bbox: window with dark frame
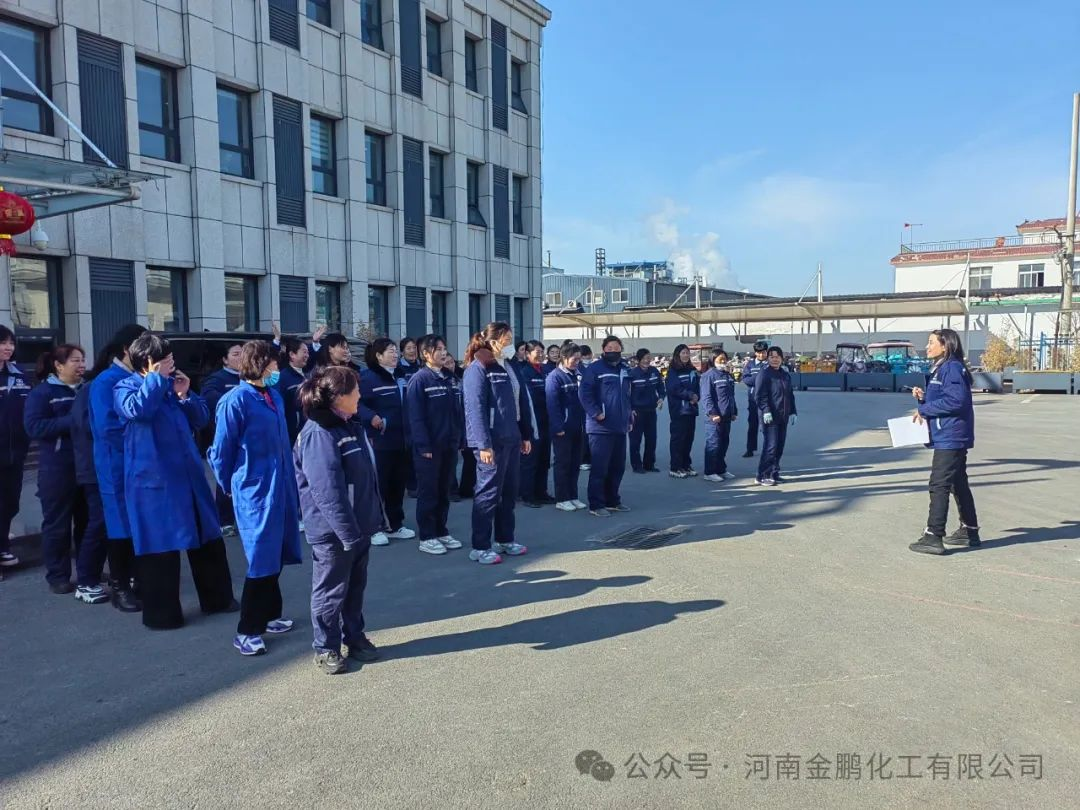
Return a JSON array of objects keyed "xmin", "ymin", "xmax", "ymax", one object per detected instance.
[
  {"xmin": 146, "ymin": 267, "xmax": 189, "ymax": 332},
  {"xmin": 315, "ymin": 281, "xmax": 342, "ymax": 330},
  {"xmin": 0, "ymin": 18, "xmax": 52, "ymax": 135},
  {"xmin": 511, "ymin": 59, "xmax": 527, "ymax": 113},
  {"xmin": 365, "ymin": 130, "xmax": 387, "ymax": 206},
  {"xmin": 79, "ymin": 33, "xmax": 128, "ymax": 168},
  {"xmin": 968, "ymin": 266, "xmax": 992, "ymax": 292},
  {"xmin": 431, "ymin": 291, "xmax": 447, "ymax": 338},
  {"xmin": 467, "ymin": 161, "xmax": 485, "ymax": 227},
  {"xmin": 1018, "ymin": 263, "xmax": 1045, "ymax": 288},
  {"xmin": 426, "ymin": 16, "xmax": 443, "ymax": 76},
  {"xmin": 218, "ymin": 86, "xmax": 254, "ymax": 178},
  {"xmin": 225, "ymin": 274, "xmax": 259, "ymax": 332},
  {"xmin": 512, "ymin": 175, "xmax": 525, "ymax": 234},
  {"xmin": 368, "ymin": 285, "xmax": 390, "ymax": 337},
  {"xmin": 136, "ymin": 60, "xmax": 180, "ymax": 162},
  {"xmin": 468, "ymin": 293, "xmax": 484, "ymax": 336},
  {"xmin": 464, "ymin": 35, "xmax": 479, "ymax": 92},
  {"xmin": 310, "ymin": 115, "xmax": 337, "ymax": 196},
  {"xmin": 361, "ymin": 0, "xmax": 384, "ymax": 49},
  {"xmin": 307, "ymin": 0, "xmax": 331, "ymax": 26},
  {"xmin": 268, "ymin": 0, "xmax": 300, "ymax": 49},
  {"xmin": 513, "ymin": 297, "xmax": 526, "ymax": 336},
  {"xmin": 9, "ymin": 257, "xmax": 63, "ymax": 338},
  {"xmin": 429, "ymin": 151, "xmax": 446, "ymax": 219}
]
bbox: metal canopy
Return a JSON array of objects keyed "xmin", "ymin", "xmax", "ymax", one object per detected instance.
[{"xmin": 0, "ymin": 150, "xmax": 155, "ymax": 218}]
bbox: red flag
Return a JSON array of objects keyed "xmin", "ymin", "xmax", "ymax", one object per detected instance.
[{"xmin": 903, "ymin": 223, "xmax": 911, "ymax": 228}]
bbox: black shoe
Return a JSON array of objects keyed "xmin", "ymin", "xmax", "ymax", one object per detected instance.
[
  {"xmin": 537, "ymin": 494, "xmax": 557, "ymax": 505},
  {"xmin": 522, "ymin": 500, "xmax": 543, "ymax": 508},
  {"xmin": 644, "ymin": 467, "xmax": 662, "ymax": 473},
  {"xmin": 111, "ymin": 587, "xmax": 142, "ymax": 613},
  {"xmin": 345, "ymin": 636, "xmax": 380, "ymax": 663},
  {"xmin": 944, "ymin": 526, "xmax": 981, "ymax": 547},
  {"xmin": 742, "ymin": 451, "xmax": 754, "ymax": 458},
  {"xmin": 315, "ymin": 651, "xmax": 348, "ymax": 675},
  {"xmin": 773, "ymin": 475, "xmax": 786, "ymax": 484},
  {"xmin": 909, "ymin": 533, "xmax": 947, "ymax": 555},
  {"xmin": 49, "ymin": 581, "xmax": 75, "ymax": 595},
  {"xmin": 203, "ymin": 598, "xmax": 241, "ymax": 616}
]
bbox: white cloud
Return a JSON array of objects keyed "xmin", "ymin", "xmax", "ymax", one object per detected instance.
[{"xmin": 642, "ymin": 200, "xmax": 738, "ymax": 288}]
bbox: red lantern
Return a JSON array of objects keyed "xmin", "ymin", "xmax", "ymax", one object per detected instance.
[
  {"xmin": 0, "ymin": 190, "xmax": 34, "ymax": 235},
  {"xmin": 0, "ymin": 235, "xmax": 16, "ymax": 256}
]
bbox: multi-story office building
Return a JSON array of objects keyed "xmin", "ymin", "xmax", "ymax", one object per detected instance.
[{"xmin": 0, "ymin": 0, "xmax": 551, "ymax": 356}]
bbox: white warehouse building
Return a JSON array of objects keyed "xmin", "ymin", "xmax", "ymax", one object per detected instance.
[{"xmin": 0, "ymin": 0, "xmax": 550, "ymax": 357}]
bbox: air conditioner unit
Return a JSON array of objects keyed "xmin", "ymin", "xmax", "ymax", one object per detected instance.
[{"xmin": 567, "ymin": 299, "xmax": 578, "ymax": 309}]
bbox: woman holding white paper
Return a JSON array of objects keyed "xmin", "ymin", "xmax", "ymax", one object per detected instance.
[{"xmin": 909, "ymin": 329, "xmax": 979, "ymax": 555}]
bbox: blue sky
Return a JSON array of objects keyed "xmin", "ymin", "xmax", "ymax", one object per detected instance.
[{"xmin": 539, "ymin": 0, "xmax": 1080, "ymax": 295}]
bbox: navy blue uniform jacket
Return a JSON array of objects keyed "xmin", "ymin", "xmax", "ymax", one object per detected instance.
[
  {"xmin": 358, "ymin": 366, "xmax": 407, "ymax": 451},
  {"xmin": 579, "ymin": 358, "xmax": 632, "ymax": 435},
  {"xmin": 628, "ymin": 365, "xmax": 666, "ymax": 409},
  {"xmin": 545, "ymin": 366, "xmax": 584, "ymax": 436},
  {"xmin": 463, "ymin": 350, "xmax": 531, "ymax": 449},
  {"xmin": 406, "ymin": 365, "xmax": 463, "ymax": 455},
  {"xmin": 700, "ymin": 368, "xmax": 739, "ymax": 421},
  {"xmin": 0, "ymin": 361, "xmax": 31, "ymax": 465},
  {"xmin": 24, "ymin": 377, "xmax": 78, "ymax": 486},
  {"xmin": 754, "ymin": 366, "xmax": 797, "ymax": 421},
  {"xmin": 666, "ymin": 367, "xmax": 700, "ymax": 417},
  {"xmin": 918, "ymin": 358, "xmax": 975, "ymax": 450}
]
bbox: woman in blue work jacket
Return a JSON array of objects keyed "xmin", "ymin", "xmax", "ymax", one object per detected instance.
[
  {"xmin": 294, "ymin": 365, "xmax": 386, "ymax": 675},
  {"xmin": 666, "ymin": 344, "xmax": 700, "ymax": 479},
  {"xmin": 754, "ymin": 346, "xmax": 797, "ymax": 487},
  {"xmin": 273, "ymin": 330, "xmax": 324, "ymax": 446},
  {"xmin": 463, "ymin": 322, "xmax": 532, "ymax": 565},
  {"xmin": 88, "ymin": 323, "xmax": 146, "ymax": 612},
  {"xmin": 628, "ymin": 348, "xmax": 666, "ymax": 474},
  {"xmin": 545, "ymin": 342, "xmax": 586, "ymax": 512},
  {"xmin": 115, "ymin": 333, "xmax": 235, "ymax": 630},
  {"xmin": 210, "ymin": 340, "xmax": 303, "ymax": 656},
  {"xmin": 909, "ymin": 328, "xmax": 980, "ymax": 556},
  {"xmin": 517, "ymin": 340, "xmax": 554, "ymax": 507},
  {"xmin": 0, "ymin": 324, "xmax": 31, "ymax": 575},
  {"xmin": 699, "ymin": 350, "xmax": 739, "ymax": 483},
  {"xmin": 24, "ymin": 344, "xmax": 107, "ymax": 599},
  {"xmin": 406, "ymin": 334, "xmax": 463, "ymax": 556},
  {"xmin": 359, "ymin": 338, "xmax": 415, "ymax": 548},
  {"xmin": 578, "ymin": 336, "xmax": 633, "ymax": 517}
]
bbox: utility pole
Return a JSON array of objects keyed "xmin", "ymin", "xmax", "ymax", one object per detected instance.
[
  {"xmin": 1060, "ymin": 92, "xmax": 1079, "ymax": 365},
  {"xmin": 815, "ymin": 262, "xmax": 823, "ymax": 359}
]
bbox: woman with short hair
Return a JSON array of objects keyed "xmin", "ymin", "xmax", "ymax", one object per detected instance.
[
  {"xmin": 578, "ymin": 336, "xmax": 633, "ymax": 517},
  {"xmin": 628, "ymin": 348, "xmax": 666, "ymax": 474},
  {"xmin": 666, "ymin": 344, "xmax": 700, "ymax": 479},
  {"xmin": 545, "ymin": 342, "xmax": 587, "ymax": 511},
  {"xmin": 0, "ymin": 324, "xmax": 31, "ymax": 576},
  {"xmin": 699, "ymin": 350, "xmax": 738, "ymax": 483},
  {"xmin": 754, "ymin": 346, "xmax": 797, "ymax": 487},
  {"xmin": 209, "ymin": 340, "xmax": 303, "ymax": 655}
]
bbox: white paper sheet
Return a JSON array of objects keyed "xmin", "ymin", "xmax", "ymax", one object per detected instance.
[{"xmin": 887, "ymin": 416, "xmax": 929, "ymax": 448}]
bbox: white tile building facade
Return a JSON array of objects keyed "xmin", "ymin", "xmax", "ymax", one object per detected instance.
[{"xmin": 0, "ymin": 0, "xmax": 550, "ymax": 355}]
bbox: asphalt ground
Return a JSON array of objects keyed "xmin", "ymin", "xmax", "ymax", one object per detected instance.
[{"xmin": 1, "ymin": 391, "xmax": 1078, "ymax": 809}]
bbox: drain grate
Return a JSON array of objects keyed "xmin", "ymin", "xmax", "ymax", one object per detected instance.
[{"xmin": 586, "ymin": 524, "xmax": 689, "ymax": 550}]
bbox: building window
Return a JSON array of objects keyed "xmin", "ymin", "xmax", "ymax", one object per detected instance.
[
  {"xmin": 468, "ymin": 293, "xmax": 484, "ymax": 336},
  {"xmin": 361, "ymin": 0, "xmax": 383, "ymax": 49},
  {"xmin": 584, "ymin": 289, "xmax": 604, "ymax": 307},
  {"xmin": 272, "ymin": 95, "xmax": 305, "ymax": 227},
  {"xmin": 310, "ymin": 115, "xmax": 337, "ymax": 196},
  {"xmin": 1018, "ymin": 263, "xmax": 1045, "ymax": 288},
  {"xmin": 494, "ymin": 294, "xmax": 510, "ymax": 324},
  {"xmin": 968, "ymin": 266, "xmax": 992, "ymax": 292},
  {"xmin": 365, "ymin": 131, "xmax": 387, "ymax": 206},
  {"xmin": 315, "ymin": 281, "xmax": 341, "ymax": 331},
  {"xmin": 512, "ymin": 175, "xmax": 525, "ymax": 234},
  {"xmin": 146, "ymin": 267, "xmax": 189, "ymax": 332},
  {"xmin": 402, "ymin": 137, "xmax": 425, "ymax": 246},
  {"xmin": 511, "ymin": 59, "xmax": 527, "ymax": 114},
  {"xmin": 368, "ymin": 285, "xmax": 390, "ymax": 337},
  {"xmin": 431, "ymin": 290, "xmax": 447, "ymax": 337},
  {"xmin": 467, "ymin": 161, "xmax": 485, "ymax": 227},
  {"xmin": 78, "ymin": 32, "xmax": 127, "ymax": 168},
  {"xmin": 218, "ymin": 86, "xmax": 254, "ymax": 178},
  {"xmin": 268, "ymin": 0, "xmax": 300, "ymax": 49},
  {"xmin": 426, "ymin": 17, "xmax": 443, "ymax": 76},
  {"xmin": 405, "ymin": 285, "xmax": 426, "ymax": 337},
  {"xmin": 611, "ymin": 288, "xmax": 629, "ymax": 304},
  {"xmin": 544, "ymin": 291, "xmax": 562, "ymax": 308},
  {"xmin": 464, "ymin": 36, "xmax": 479, "ymax": 92},
  {"xmin": 0, "ymin": 19, "xmax": 51, "ymax": 134},
  {"xmin": 1073, "ymin": 261, "xmax": 1080, "ymax": 288},
  {"xmin": 225, "ymin": 274, "xmax": 259, "ymax": 331},
  {"xmin": 307, "ymin": 0, "xmax": 331, "ymax": 25},
  {"xmin": 429, "ymin": 151, "xmax": 446, "ymax": 219},
  {"xmin": 513, "ymin": 297, "xmax": 526, "ymax": 335},
  {"xmin": 136, "ymin": 61, "xmax": 180, "ymax": 162},
  {"xmin": 88, "ymin": 259, "xmax": 136, "ymax": 352},
  {"xmin": 9, "ymin": 257, "xmax": 62, "ymax": 335},
  {"xmin": 279, "ymin": 276, "xmax": 309, "ymax": 333}
]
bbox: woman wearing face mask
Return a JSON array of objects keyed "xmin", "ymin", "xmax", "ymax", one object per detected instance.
[
  {"xmin": 754, "ymin": 346, "xmax": 797, "ymax": 487},
  {"xmin": 517, "ymin": 340, "xmax": 553, "ymax": 508},
  {"xmin": 578, "ymin": 336, "xmax": 633, "ymax": 517},
  {"xmin": 24, "ymin": 344, "xmax": 109, "ymax": 600},
  {"xmin": 628, "ymin": 348, "xmax": 666, "ymax": 474},
  {"xmin": 666, "ymin": 344, "xmax": 700, "ymax": 479},
  {"xmin": 462, "ymin": 322, "xmax": 532, "ymax": 565},
  {"xmin": 909, "ymin": 328, "xmax": 979, "ymax": 556},
  {"xmin": 314, "ymin": 333, "xmax": 362, "ymax": 373},
  {"xmin": 0, "ymin": 324, "xmax": 31, "ymax": 576},
  {"xmin": 406, "ymin": 334, "xmax": 463, "ymax": 555},
  {"xmin": 545, "ymin": 342, "xmax": 587, "ymax": 512},
  {"xmin": 700, "ymin": 350, "xmax": 738, "ymax": 483},
  {"xmin": 358, "ymin": 338, "xmax": 412, "ymax": 548},
  {"xmin": 209, "ymin": 341, "xmax": 303, "ymax": 656},
  {"xmin": 115, "ymin": 334, "xmax": 236, "ymax": 629}
]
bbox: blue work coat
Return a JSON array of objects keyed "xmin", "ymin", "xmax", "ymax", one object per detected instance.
[
  {"xmin": 666, "ymin": 367, "xmax": 700, "ymax": 417},
  {"xmin": 463, "ymin": 350, "xmax": 532, "ymax": 449},
  {"xmin": 23, "ymin": 376, "xmax": 78, "ymax": 491},
  {"xmin": 359, "ymin": 365, "xmax": 408, "ymax": 451},
  {"xmin": 90, "ymin": 361, "xmax": 137, "ymax": 539},
  {"xmin": 628, "ymin": 365, "xmax": 666, "ymax": 409},
  {"xmin": 274, "ymin": 364, "xmax": 308, "ymax": 446},
  {"xmin": 406, "ymin": 365, "xmax": 463, "ymax": 455},
  {"xmin": 545, "ymin": 366, "xmax": 584, "ymax": 436},
  {"xmin": 579, "ymin": 359, "xmax": 632, "ymax": 436},
  {"xmin": 700, "ymin": 368, "xmax": 739, "ymax": 421},
  {"xmin": 918, "ymin": 358, "xmax": 975, "ymax": 450},
  {"xmin": 754, "ymin": 366, "xmax": 797, "ymax": 421},
  {"xmin": 0, "ymin": 360, "xmax": 30, "ymax": 465},
  {"xmin": 209, "ymin": 383, "xmax": 303, "ymax": 578}
]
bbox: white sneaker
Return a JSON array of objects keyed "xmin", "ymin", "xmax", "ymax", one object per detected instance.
[
  {"xmin": 703, "ymin": 474, "xmax": 723, "ymax": 483},
  {"xmin": 418, "ymin": 538, "xmax": 448, "ymax": 555},
  {"xmin": 370, "ymin": 532, "xmax": 390, "ymax": 546},
  {"xmin": 387, "ymin": 527, "xmax": 416, "ymax": 540},
  {"xmin": 555, "ymin": 501, "xmax": 577, "ymax": 512},
  {"xmin": 438, "ymin": 535, "xmax": 463, "ymax": 549},
  {"xmin": 493, "ymin": 541, "xmax": 528, "ymax": 556},
  {"xmin": 684, "ymin": 468, "xmax": 699, "ymax": 477},
  {"xmin": 469, "ymin": 548, "xmax": 502, "ymax": 565},
  {"xmin": 579, "ymin": 464, "xmax": 591, "ymax": 471},
  {"xmin": 571, "ymin": 500, "xmax": 587, "ymax": 510},
  {"xmin": 722, "ymin": 472, "xmax": 736, "ymax": 480},
  {"xmin": 669, "ymin": 470, "xmax": 687, "ymax": 479}
]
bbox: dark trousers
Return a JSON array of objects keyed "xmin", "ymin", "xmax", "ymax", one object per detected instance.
[
  {"xmin": 107, "ymin": 537, "xmax": 137, "ymax": 591},
  {"xmin": 746, "ymin": 400, "xmax": 759, "ymax": 453},
  {"xmin": 926, "ymin": 448, "xmax": 979, "ymax": 537},
  {"xmin": 582, "ymin": 437, "xmax": 591, "ymax": 465},
  {"xmin": 405, "ymin": 453, "xmax": 417, "ymax": 494},
  {"xmin": 704, "ymin": 419, "xmax": 732, "ymax": 476},
  {"xmin": 238, "ymin": 572, "xmax": 282, "ymax": 635},
  {"xmin": 137, "ymin": 538, "xmax": 234, "ymax": 630},
  {"xmin": 519, "ymin": 433, "xmax": 552, "ymax": 501},
  {"xmin": 375, "ymin": 448, "xmax": 409, "ymax": 531},
  {"xmin": 310, "ymin": 536, "xmax": 369, "ymax": 653},
  {"xmin": 414, "ymin": 449, "xmax": 454, "ymax": 541},
  {"xmin": 215, "ymin": 483, "xmax": 235, "ymax": 528},
  {"xmin": 39, "ymin": 478, "xmax": 96, "ymax": 586},
  {"xmin": 629, "ymin": 408, "xmax": 658, "ymax": 471},
  {"xmin": 458, "ymin": 448, "xmax": 476, "ymax": 497},
  {"xmin": 552, "ymin": 431, "xmax": 583, "ymax": 502},
  {"xmin": 669, "ymin": 414, "xmax": 696, "ymax": 472},
  {"xmin": 587, "ymin": 433, "xmax": 627, "ymax": 511},
  {"xmin": 471, "ymin": 443, "xmax": 519, "ymax": 550},
  {"xmin": 0, "ymin": 461, "xmax": 25, "ymax": 553},
  {"xmin": 757, "ymin": 422, "xmax": 788, "ymax": 482},
  {"xmin": 75, "ymin": 484, "xmax": 109, "ymax": 587}
]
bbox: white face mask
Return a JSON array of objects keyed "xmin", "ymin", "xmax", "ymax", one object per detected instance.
[{"xmin": 500, "ymin": 345, "xmax": 515, "ymax": 360}]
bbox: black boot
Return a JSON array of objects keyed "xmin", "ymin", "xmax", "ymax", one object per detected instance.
[
  {"xmin": 110, "ymin": 580, "xmax": 143, "ymax": 613},
  {"xmin": 944, "ymin": 526, "xmax": 981, "ymax": 547},
  {"xmin": 909, "ymin": 532, "xmax": 947, "ymax": 555}
]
